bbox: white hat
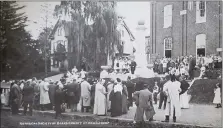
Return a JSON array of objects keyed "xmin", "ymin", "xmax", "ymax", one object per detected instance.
[{"xmin": 2, "ymin": 80, "xmax": 5, "ymax": 83}]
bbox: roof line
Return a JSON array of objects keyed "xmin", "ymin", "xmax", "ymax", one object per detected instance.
[
  {"xmin": 122, "ymin": 19, "xmax": 135, "ymax": 41},
  {"xmin": 49, "ymin": 19, "xmax": 60, "ymax": 39}
]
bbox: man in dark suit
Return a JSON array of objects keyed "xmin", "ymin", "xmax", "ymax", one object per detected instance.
[
  {"xmin": 22, "ymin": 80, "xmax": 34, "ymax": 116},
  {"xmin": 125, "ymin": 76, "xmax": 135, "ymax": 109},
  {"xmin": 64, "ymin": 79, "xmax": 80, "ymax": 112},
  {"xmin": 48, "ymin": 81, "xmax": 57, "ymax": 110},
  {"xmin": 130, "ymin": 60, "xmax": 137, "ymax": 74},
  {"xmin": 158, "ymin": 76, "xmax": 169, "ymax": 110},
  {"xmin": 189, "ymin": 56, "xmax": 196, "ymax": 80}
]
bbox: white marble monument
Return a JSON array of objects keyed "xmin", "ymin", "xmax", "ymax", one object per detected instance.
[{"xmin": 134, "ymin": 20, "xmax": 155, "ymax": 78}]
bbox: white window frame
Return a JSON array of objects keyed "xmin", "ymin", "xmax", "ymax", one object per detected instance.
[
  {"xmin": 163, "ymin": 5, "xmax": 173, "ymax": 28},
  {"xmin": 196, "ymin": 1, "xmax": 206, "ymax": 23},
  {"xmin": 196, "ymin": 34, "xmax": 206, "ymax": 58},
  {"xmin": 163, "ymin": 37, "xmax": 173, "ymax": 57}
]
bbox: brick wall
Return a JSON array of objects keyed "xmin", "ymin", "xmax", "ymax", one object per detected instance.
[{"xmin": 150, "ymin": 1, "xmax": 222, "ymax": 58}]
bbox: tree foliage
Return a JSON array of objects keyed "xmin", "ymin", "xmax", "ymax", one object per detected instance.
[
  {"xmin": 53, "ymin": 1, "xmax": 121, "ymax": 70},
  {"xmin": 0, "ymin": 1, "xmax": 45, "ymax": 80}
]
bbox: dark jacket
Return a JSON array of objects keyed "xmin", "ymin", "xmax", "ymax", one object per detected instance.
[
  {"xmin": 65, "ymin": 82, "xmax": 80, "ymax": 104},
  {"xmin": 22, "ymin": 84, "xmax": 34, "ymax": 102},
  {"xmin": 179, "ymin": 80, "xmax": 190, "ymax": 95},
  {"xmin": 48, "ymin": 83, "xmax": 57, "ymax": 105}
]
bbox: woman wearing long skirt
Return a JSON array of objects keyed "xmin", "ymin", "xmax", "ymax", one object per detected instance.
[
  {"xmin": 109, "ymin": 78, "xmax": 123, "ymax": 117},
  {"xmin": 213, "ymin": 83, "xmax": 221, "ymax": 108},
  {"xmin": 122, "ymin": 84, "xmax": 128, "ymax": 114}
]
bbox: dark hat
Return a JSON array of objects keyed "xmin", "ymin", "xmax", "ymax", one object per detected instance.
[{"xmin": 116, "ymin": 78, "xmax": 121, "ymax": 82}]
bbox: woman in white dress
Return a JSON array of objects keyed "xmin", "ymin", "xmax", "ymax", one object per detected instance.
[{"xmin": 213, "ymin": 83, "xmax": 221, "ymax": 108}]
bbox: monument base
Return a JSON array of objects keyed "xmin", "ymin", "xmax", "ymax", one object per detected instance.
[{"xmin": 135, "ymin": 66, "xmax": 155, "ymax": 78}]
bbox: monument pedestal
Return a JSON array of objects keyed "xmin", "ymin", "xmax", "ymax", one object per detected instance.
[{"xmin": 134, "ymin": 20, "xmax": 155, "ymax": 78}]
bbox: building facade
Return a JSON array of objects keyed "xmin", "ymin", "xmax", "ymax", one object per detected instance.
[
  {"xmin": 150, "ymin": 1, "xmax": 222, "ymax": 59},
  {"xmin": 117, "ymin": 17, "xmax": 135, "ymax": 57}
]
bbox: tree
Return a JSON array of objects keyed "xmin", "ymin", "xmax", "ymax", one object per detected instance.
[
  {"xmin": 0, "ymin": 1, "xmax": 44, "ymax": 80},
  {"xmin": 53, "ymin": 1, "xmax": 122, "ymax": 70}
]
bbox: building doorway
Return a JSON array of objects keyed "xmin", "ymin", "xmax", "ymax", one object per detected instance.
[
  {"xmin": 197, "ymin": 48, "xmax": 205, "ymax": 57},
  {"xmin": 196, "ymin": 34, "xmax": 206, "ymax": 58},
  {"xmin": 165, "ymin": 50, "xmax": 171, "ymax": 58},
  {"xmin": 164, "ymin": 37, "xmax": 172, "ymax": 58}
]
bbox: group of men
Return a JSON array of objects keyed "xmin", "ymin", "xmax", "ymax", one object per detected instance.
[{"xmin": 114, "ymin": 57, "xmax": 137, "ymax": 74}]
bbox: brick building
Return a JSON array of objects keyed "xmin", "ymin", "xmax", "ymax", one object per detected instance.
[{"xmin": 150, "ymin": 1, "xmax": 222, "ymax": 59}]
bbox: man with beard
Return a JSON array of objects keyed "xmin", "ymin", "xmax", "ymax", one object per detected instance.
[{"xmin": 22, "ymin": 79, "xmax": 34, "ymax": 116}]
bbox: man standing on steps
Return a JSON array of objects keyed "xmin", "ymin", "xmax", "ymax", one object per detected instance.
[{"xmin": 130, "ymin": 59, "xmax": 137, "ymax": 74}]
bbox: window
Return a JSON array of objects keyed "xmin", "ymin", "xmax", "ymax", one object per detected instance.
[
  {"xmin": 188, "ymin": 1, "xmax": 193, "ymax": 11},
  {"xmin": 196, "ymin": 1, "xmax": 206, "ymax": 23},
  {"xmin": 164, "ymin": 37, "xmax": 172, "ymax": 50},
  {"xmin": 199, "ymin": 1, "xmax": 205, "ymax": 17},
  {"xmin": 58, "ymin": 28, "xmax": 62, "ymax": 36},
  {"xmin": 196, "ymin": 34, "xmax": 206, "ymax": 57},
  {"xmin": 196, "ymin": 34, "xmax": 206, "ymax": 49},
  {"xmin": 163, "ymin": 5, "xmax": 173, "ymax": 28}
]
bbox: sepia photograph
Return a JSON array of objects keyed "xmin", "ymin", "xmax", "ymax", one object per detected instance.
[{"xmin": 0, "ymin": 1, "xmax": 222, "ymax": 128}]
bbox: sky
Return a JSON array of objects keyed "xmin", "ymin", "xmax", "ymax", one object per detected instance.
[{"xmin": 18, "ymin": 1, "xmax": 150, "ymax": 39}]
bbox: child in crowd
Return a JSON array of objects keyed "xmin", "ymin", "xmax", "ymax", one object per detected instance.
[{"xmin": 213, "ymin": 83, "xmax": 222, "ymax": 108}]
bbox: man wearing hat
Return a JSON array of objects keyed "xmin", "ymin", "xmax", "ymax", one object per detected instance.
[{"xmin": 134, "ymin": 83, "xmax": 155, "ymax": 123}]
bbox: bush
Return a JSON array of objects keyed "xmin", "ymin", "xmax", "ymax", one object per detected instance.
[{"xmin": 188, "ymin": 79, "xmax": 222, "ymax": 104}]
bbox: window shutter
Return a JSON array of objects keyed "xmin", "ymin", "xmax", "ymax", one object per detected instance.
[{"xmin": 164, "ymin": 5, "xmax": 172, "ymax": 28}]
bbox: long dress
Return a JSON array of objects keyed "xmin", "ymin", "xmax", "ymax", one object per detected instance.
[
  {"xmin": 180, "ymin": 91, "xmax": 189, "ymax": 109},
  {"xmin": 109, "ymin": 89, "xmax": 122, "ymax": 117},
  {"xmin": 213, "ymin": 88, "xmax": 221, "ymax": 104},
  {"xmin": 180, "ymin": 80, "xmax": 190, "ymax": 109},
  {"xmin": 93, "ymin": 83, "xmax": 107, "ymax": 115},
  {"xmin": 107, "ymin": 83, "xmax": 114, "ymax": 110},
  {"xmin": 122, "ymin": 85, "xmax": 128, "ymax": 114},
  {"xmin": 39, "ymin": 82, "xmax": 50, "ymax": 105}
]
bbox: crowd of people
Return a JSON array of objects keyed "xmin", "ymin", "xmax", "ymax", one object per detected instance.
[
  {"xmin": 114, "ymin": 57, "xmax": 137, "ymax": 74},
  {"xmin": 0, "ymin": 55, "xmax": 222, "ymax": 124},
  {"xmin": 153, "ymin": 55, "xmax": 222, "ymax": 80}
]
